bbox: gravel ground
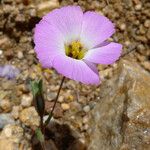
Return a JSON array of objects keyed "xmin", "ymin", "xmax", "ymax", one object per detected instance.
[{"xmin": 0, "ymin": 0, "xmax": 150, "ymax": 149}]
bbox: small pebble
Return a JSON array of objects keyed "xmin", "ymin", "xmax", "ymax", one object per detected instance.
[
  {"xmin": 120, "ymin": 23, "xmax": 126, "ymax": 31},
  {"xmin": 144, "ymin": 20, "xmax": 150, "ymax": 28},
  {"xmin": 125, "ymin": 41, "xmax": 131, "ymax": 46},
  {"xmin": 28, "ymin": 49, "xmax": 34, "ymax": 54},
  {"xmin": 21, "ymin": 94, "xmax": 32, "ymax": 107},
  {"xmin": 45, "ymin": 101, "xmax": 63, "ymax": 118},
  {"xmin": 0, "ymin": 114, "xmax": 15, "ymax": 129},
  {"xmin": 135, "ymin": 4, "xmax": 142, "ymax": 10},
  {"xmin": 78, "ymin": 96, "xmax": 85, "ymax": 104},
  {"xmin": 58, "ymin": 95, "xmax": 64, "ymax": 103},
  {"xmin": 82, "ymin": 124, "xmax": 89, "ymax": 131},
  {"xmin": 47, "ymin": 92, "xmax": 56, "ymax": 101},
  {"xmin": 0, "ymin": 99, "xmax": 12, "ymax": 112},
  {"xmin": 82, "ymin": 116, "xmax": 89, "ymax": 124},
  {"xmin": 70, "ymin": 115, "xmax": 75, "ymax": 120},
  {"xmin": 137, "ymin": 44, "xmax": 145, "ymax": 51},
  {"xmin": 37, "ymin": 1, "xmax": 59, "ymax": 17},
  {"xmin": 11, "ymin": 106, "xmax": 21, "ymax": 119},
  {"xmin": 0, "ymin": 125, "xmax": 25, "ymax": 149},
  {"xmin": 70, "ymin": 101, "xmax": 82, "ymax": 113},
  {"xmin": 19, "ymin": 107, "xmax": 40, "ymax": 127},
  {"xmin": 1, "ymin": 124, "xmax": 23, "ymax": 139},
  {"xmin": 0, "ymin": 65, "xmax": 20, "ymax": 79},
  {"xmin": 17, "ymin": 51, "xmax": 24, "ymax": 59},
  {"xmin": 83, "ymin": 105, "xmax": 90, "ymax": 113},
  {"xmin": 61, "ymin": 103, "xmax": 70, "ymax": 111},
  {"xmin": 0, "ymin": 50, "xmax": 3, "ymax": 55},
  {"xmin": 142, "ymin": 61, "xmax": 150, "ymax": 71}
]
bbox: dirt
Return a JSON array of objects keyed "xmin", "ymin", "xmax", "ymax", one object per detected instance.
[{"xmin": 0, "ymin": 0, "xmax": 150, "ymax": 149}]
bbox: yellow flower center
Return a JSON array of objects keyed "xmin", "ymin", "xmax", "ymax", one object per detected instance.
[{"xmin": 65, "ymin": 41, "xmax": 86, "ymax": 60}]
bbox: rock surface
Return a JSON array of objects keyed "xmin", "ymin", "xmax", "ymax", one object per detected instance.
[{"xmin": 88, "ymin": 60, "xmax": 150, "ymax": 150}]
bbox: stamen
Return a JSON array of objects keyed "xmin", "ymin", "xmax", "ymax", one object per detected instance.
[{"xmin": 65, "ymin": 41, "xmax": 86, "ymax": 60}]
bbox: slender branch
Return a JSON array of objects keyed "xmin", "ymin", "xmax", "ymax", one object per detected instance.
[
  {"xmin": 120, "ymin": 48, "xmax": 137, "ymax": 59},
  {"xmin": 44, "ymin": 76, "xmax": 65, "ymax": 126}
]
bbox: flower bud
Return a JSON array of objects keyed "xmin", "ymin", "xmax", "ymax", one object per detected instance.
[{"xmin": 30, "ymin": 79, "xmax": 45, "ymax": 118}]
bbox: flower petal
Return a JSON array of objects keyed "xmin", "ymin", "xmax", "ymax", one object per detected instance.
[
  {"xmin": 34, "ymin": 20, "xmax": 65, "ymax": 68},
  {"xmin": 84, "ymin": 42, "xmax": 122, "ymax": 64},
  {"xmin": 43, "ymin": 6, "xmax": 83, "ymax": 44},
  {"xmin": 80, "ymin": 11, "xmax": 115, "ymax": 49},
  {"xmin": 53, "ymin": 55, "xmax": 100, "ymax": 85}
]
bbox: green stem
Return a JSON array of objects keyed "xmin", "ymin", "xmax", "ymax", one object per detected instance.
[
  {"xmin": 40, "ymin": 116, "xmax": 44, "ymax": 133},
  {"xmin": 40, "ymin": 142, "xmax": 46, "ymax": 150},
  {"xmin": 44, "ymin": 76, "xmax": 65, "ymax": 126}
]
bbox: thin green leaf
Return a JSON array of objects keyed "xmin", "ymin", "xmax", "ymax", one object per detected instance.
[{"xmin": 35, "ymin": 128, "xmax": 44, "ymax": 142}]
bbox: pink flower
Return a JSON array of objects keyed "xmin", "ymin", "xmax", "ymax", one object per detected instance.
[{"xmin": 34, "ymin": 6, "xmax": 122, "ymax": 85}]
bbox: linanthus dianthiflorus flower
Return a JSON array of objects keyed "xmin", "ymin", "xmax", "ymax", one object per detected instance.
[{"xmin": 34, "ymin": 6, "xmax": 122, "ymax": 85}]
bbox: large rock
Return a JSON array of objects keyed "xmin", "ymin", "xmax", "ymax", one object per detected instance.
[{"xmin": 88, "ymin": 60, "xmax": 150, "ymax": 150}]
